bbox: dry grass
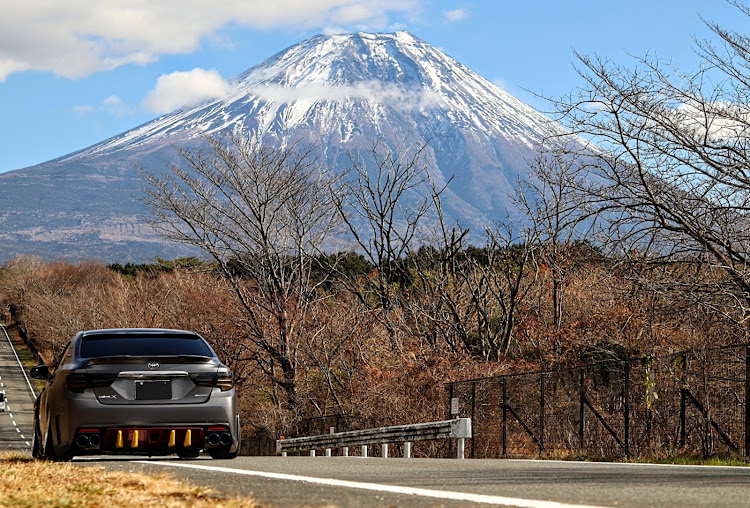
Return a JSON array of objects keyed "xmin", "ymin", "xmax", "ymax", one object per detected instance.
[{"xmin": 0, "ymin": 453, "xmax": 259, "ymax": 508}]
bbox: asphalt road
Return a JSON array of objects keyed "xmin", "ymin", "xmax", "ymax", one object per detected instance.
[
  {"xmin": 77, "ymin": 455, "xmax": 750, "ymax": 508},
  {"xmin": 0, "ymin": 324, "xmax": 36, "ymax": 453}
]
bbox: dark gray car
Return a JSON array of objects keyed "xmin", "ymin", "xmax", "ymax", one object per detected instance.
[{"xmin": 30, "ymin": 328, "xmax": 240, "ymax": 460}]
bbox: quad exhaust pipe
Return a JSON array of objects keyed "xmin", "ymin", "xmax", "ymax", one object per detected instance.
[
  {"xmin": 76, "ymin": 433, "xmax": 101, "ymax": 449},
  {"xmin": 206, "ymin": 431, "xmax": 232, "ymax": 447}
]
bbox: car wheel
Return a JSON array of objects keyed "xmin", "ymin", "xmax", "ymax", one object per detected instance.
[
  {"xmin": 31, "ymin": 420, "xmax": 43, "ymax": 459},
  {"xmin": 43, "ymin": 423, "xmax": 72, "ymax": 462},
  {"xmin": 41, "ymin": 423, "xmax": 55, "ymax": 460},
  {"xmin": 209, "ymin": 445, "xmax": 238, "ymax": 459}
]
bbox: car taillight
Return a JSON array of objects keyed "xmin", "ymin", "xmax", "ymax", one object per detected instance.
[
  {"xmin": 216, "ymin": 371, "xmax": 234, "ymax": 391},
  {"xmin": 190, "ymin": 370, "xmax": 234, "ymax": 391},
  {"xmin": 66, "ymin": 372, "xmax": 117, "ymax": 393}
]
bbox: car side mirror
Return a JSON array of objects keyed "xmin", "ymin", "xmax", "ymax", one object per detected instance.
[{"xmin": 30, "ymin": 365, "xmax": 52, "ymax": 380}]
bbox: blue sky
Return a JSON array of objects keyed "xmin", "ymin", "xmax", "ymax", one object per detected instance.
[{"xmin": 0, "ymin": 1, "xmax": 743, "ymax": 173}]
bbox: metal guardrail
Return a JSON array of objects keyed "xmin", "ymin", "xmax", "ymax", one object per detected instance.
[{"xmin": 277, "ymin": 418, "xmax": 472, "ymax": 459}]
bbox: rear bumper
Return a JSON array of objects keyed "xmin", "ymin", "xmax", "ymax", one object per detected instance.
[
  {"xmin": 74, "ymin": 425, "xmax": 235, "ymax": 455},
  {"xmin": 52, "ymin": 389, "xmax": 239, "ymax": 456}
]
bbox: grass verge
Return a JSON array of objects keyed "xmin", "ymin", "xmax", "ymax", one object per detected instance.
[{"xmin": 0, "ymin": 453, "xmax": 259, "ymax": 507}]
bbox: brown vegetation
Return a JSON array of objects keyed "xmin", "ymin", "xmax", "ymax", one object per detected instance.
[
  {"xmin": 1, "ymin": 247, "xmax": 745, "ymax": 450},
  {"xmin": 0, "ymin": 453, "xmax": 256, "ymax": 507}
]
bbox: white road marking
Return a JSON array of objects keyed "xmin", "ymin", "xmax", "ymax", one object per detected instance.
[
  {"xmin": 12, "ymin": 420, "xmax": 16, "ymax": 426},
  {"xmin": 24, "ymin": 441, "xmax": 30, "ymax": 446},
  {"xmin": 0, "ymin": 324, "xmax": 36, "ymax": 400},
  {"xmin": 140, "ymin": 461, "xmax": 606, "ymax": 508},
  {"xmin": 15, "ymin": 428, "xmax": 20, "ymax": 433},
  {"xmin": 509, "ymin": 459, "xmax": 750, "ymax": 471}
]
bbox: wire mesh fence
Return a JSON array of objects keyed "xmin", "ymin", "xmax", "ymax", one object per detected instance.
[{"xmin": 445, "ymin": 344, "xmax": 750, "ymax": 459}]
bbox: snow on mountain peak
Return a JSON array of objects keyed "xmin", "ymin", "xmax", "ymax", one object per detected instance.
[{"xmin": 77, "ymin": 31, "xmax": 559, "ymax": 158}]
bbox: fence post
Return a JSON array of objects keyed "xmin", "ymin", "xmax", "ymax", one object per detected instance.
[
  {"xmin": 501, "ymin": 378, "xmax": 507, "ymax": 458},
  {"xmin": 680, "ymin": 387, "xmax": 686, "ymax": 447},
  {"xmin": 624, "ymin": 360, "xmax": 630, "ymax": 458},
  {"xmin": 579, "ymin": 368, "xmax": 585, "ymax": 450},
  {"xmin": 539, "ymin": 373, "xmax": 545, "ymax": 454},
  {"xmin": 471, "ymin": 381, "xmax": 476, "ymax": 459},
  {"xmin": 746, "ymin": 346, "xmax": 750, "ymax": 458}
]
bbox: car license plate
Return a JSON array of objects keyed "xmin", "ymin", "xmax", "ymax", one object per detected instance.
[{"xmin": 135, "ymin": 380, "xmax": 171, "ymax": 400}]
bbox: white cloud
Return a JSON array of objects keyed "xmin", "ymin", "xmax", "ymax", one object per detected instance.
[
  {"xmin": 74, "ymin": 95, "xmax": 132, "ymax": 116},
  {"xmin": 0, "ymin": 0, "xmax": 423, "ymax": 82},
  {"xmin": 675, "ymin": 101, "xmax": 750, "ymax": 141},
  {"xmin": 141, "ymin": 68, "xmax": 234, "ymax": 113},
  {"xmin": 251, "ymin": 81, "xmax": 445, "ymax": 111},
  {"xmin": 492, "ymin": 78, "xmax": 509, "ymax": 92},
  {"xmin": 443, "ymin": 8, "xmax": 467, "ymax": 22}
]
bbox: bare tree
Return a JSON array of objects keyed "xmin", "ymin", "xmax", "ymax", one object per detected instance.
[
  {"xmin": 406, "ymin": 219, "xmax": 541, "ymax": 361},
  {"xmin": 332, "ymin": 139, "xmax": 446, "ymax": 346},
  {"xmin": 517, "ymin": 149, "xmax": 596, "ymax": 331},
  {"xmin": 141, "ymin": 134, "xmax": 342, "ymax": 409},
  {"xmin": 547, "ymin": 1, "xmax": 750, "ymax": 321}
]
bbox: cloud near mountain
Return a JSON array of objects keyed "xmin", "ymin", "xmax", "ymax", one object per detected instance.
[
  {"xmin": 251, "ymin": 81, "xmax": 445, "ymax": 111},
  {"xmin": 142, "ymin": 68, "xmax": 235, "ymax": 113}
]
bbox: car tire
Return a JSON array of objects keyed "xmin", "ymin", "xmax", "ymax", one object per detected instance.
[
  {"xmin": 43, "ymin": 422, "xmax": 72, "ymax": 462},
  {"xmin": 42, "ymin": 423, "xmax": 55, "ymax": 460},
  {"xmin": 209, "ymin": 445, "xmax": 238, "ymax": 459},
  {"xmin": 31, "ymin": 420, "xmax": 43, "ymax": 459}
]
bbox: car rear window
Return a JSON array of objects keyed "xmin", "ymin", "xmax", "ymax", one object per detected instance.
[{"xmin": 80, "ymin": 335, "xmax": 213, "ymax": 358}]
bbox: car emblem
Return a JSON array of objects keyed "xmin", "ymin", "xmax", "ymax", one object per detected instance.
[{"xmin": 147, "ymin": 361, "xmax": 160, "ymax": 370}]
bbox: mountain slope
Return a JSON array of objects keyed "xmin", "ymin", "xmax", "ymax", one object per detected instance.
[{"xmin": 0, "ymin": 31, "xmax": 565, "ymax": 262}]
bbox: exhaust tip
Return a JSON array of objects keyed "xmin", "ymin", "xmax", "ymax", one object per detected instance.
[
  {"xmin": 206, "ymin": 433, "xmax": 220, "ymax": 446},
  {"xmin": 219, "ymin": 432, "xmax": 232, "ymax": 446},
  {"xmin": 88, "ymin": 433, "xmax": 101, "ymax": 448},
  {"xmin": 76, "ymin": 434, "xmax": 90, "ymax": 448}
]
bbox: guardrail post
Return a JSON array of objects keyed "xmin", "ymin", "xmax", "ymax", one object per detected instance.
[
  {"xmin": 310, "ymin": 449, "xmax": 316, "ymax": 457},
  {"xmin": 343, "ymin": 446, "xmax": 349, "ymax": 457},
  {"xmin": 404, "ymin": 441, "xmax": 411, "ymax": 458},
  {"xmin": 382, "ymin": 444, "xmax": 389, "ymax": 458},
  {"xmin": 325, "ymin": 448, "xmax": 331, "ymax": 457},
  {"xmin": 361, "ymin": 445, "xmax": 368, "ymax": 457},
  {"xmin": 457, "ymin": 437, "xmax": 465, "ymax": 459}
]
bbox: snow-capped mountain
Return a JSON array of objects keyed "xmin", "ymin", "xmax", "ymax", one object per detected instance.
[{"xmin": 0, "ymin": 31, "xmax": 567, "ymax": 262}]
